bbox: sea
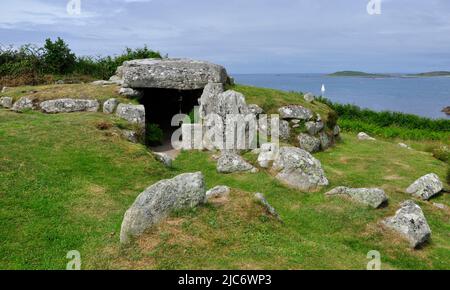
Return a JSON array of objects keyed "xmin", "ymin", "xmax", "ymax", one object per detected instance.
[{"xmin": 232, "ymin": 74, "xmax": 450, "ymax": 119}]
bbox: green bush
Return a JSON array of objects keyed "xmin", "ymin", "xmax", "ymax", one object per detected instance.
[
  {"xmin": 447, "ymin": 165, "xmax": 450, "ymax": 186},
  {"xmin": 42, "ymin": 38, "xmax": 76, "ymax": 74},
  {"xmin": 326, "ymin": 110, "xmax": 339, "ymax": 129},
  {"xmin": 146, "ymin": 124, "xmax": 164, "ymax": 145},
  {"xmin": 338, "ymin": 119, "xmax": 449, "ymax": 141}
]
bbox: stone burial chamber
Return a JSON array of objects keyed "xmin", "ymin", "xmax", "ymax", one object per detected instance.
[{"xmin": 119, "ymin": 58, "xmax": 230, "ymax": 147}]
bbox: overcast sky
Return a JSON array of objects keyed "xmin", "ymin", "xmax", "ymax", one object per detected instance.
[{"xmin": 0, "ymin": 0, "xmax": 449, "ymax": 73}]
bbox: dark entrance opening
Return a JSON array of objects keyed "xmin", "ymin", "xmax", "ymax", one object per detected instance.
[{"xmin": 140, "ymin": 88, "xmax": 203, "ymax": 152}]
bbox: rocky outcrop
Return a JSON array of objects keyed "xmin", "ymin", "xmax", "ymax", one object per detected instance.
[
  {"xmin": 254, "ymin": 192, "xmax": 282, "ymax": 222},
  {"xmin": 333, "ymin": 125, "xmax": 340, "ymax": 136},
  {"xmin": 382, "ymin": 200, "xmax": 431, "ymax": 249},
  {"xmin": 12, "ymin": 97, "xmax": 36, "ymax": 112},
  {"xmin": 257, "ymin": 143, "xmax": 278, "ymax": 168},
  {"xmin": 398, "ymin": 143, "xmax": 412, "ymax": 150},
  {"xmin": 272, "ymin": 147, "xmax": 328, "ymax": 191},
  {"xmin": 305, "ymin": 121, "xmax": 324, "ymax": 135},
  {"xmin": 198, "ymin": 83, "xmax": 225, "ymax": 119},
  {"xmin": 357, "ymin": 132, "xmax": 376, "ymax": 141},
  {"xmin": 121, "ymin": 130, "xmax": 139, "ymax": 143},
  {"xmin": 116, "ymin": 104, "xmax": 146, "ymax": 126},
  {"xmin": 91, "ymin": 80, "xmax": 115, "ymax": 86},
  {"xmin": 278, "ymin": 105, "xmax": 314, "ymax": 120},
  {"xmin": 120, "ymin": 172, "xmax": 206, "ymax": 244},
  {"xmin": 325, "ymin": 187, "xmax": 388, "ymax": 208},
  {"xmin": 103, "ymin": 98, "xmax": 119, "ymax": 114},
  {"xmin": 153, "ymin": 152, "xmax": 173, "ymax": 167},
  {"xmin": 279, "ymin": 120, "xmax": 290, "ymax": 140},
  {"xmin": 40, "ymin": 99, "xmax": 99, "ymax": 113},
  {"xmin": 406, "ymin": 173, "xmax": 443, "ymax": 200},
  {"xmin": 319, "ymin": 131, "xmax": 331, "ymax": 150},
  {"xmin": 0, "ymin": 96, "xmax": 13, "ymax": 109},
  {"xmin": 206, "ymin": 185, "xmax": 231, "ymax": 200},
  {"xmin": 247, "ymin": 104, "xmax": 264, "ymax": 115},
  {"xmin": 119, "ymin": 88, "xmax": 143, "ymax": 98},
  {"xmin": 217, "ymin": 152, "xmax": 257, "ymax": 174},
  {"xmin": 122, "ymin": 58, "xmax": 229, "ymax": 90},
  {"xmin": 303, "ymin": 93, "xmax": 315, "ymax": 103},
  {"xmin": 297, "ymin": 133, "xmax": 321, "ymax": 153}
]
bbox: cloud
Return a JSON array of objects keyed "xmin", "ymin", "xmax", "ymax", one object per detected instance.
[{"xmin": 1, "ymin": 0, "xmax": 449, "ymax": 73}]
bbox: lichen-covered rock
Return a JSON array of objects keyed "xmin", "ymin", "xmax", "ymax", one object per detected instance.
[
  {"xmin": 357, "ymin": 132, "xmax": 376, "ymax": 141},
  {"xmin": 297, "ymin": 133, "xmax": 321, "ymax": 153},
  {"xmin": 325, "ymin": 187, "xmax": 388, "ymax": 208},
  {"xmin": 153, "ymin": 152, "xmax": 173, "ymax": 167},
  {"xmin": 217, "ymin": 152, "xmax": 257, "ymax": 174},
  {"xmin": 333, "ymin": 125, "xmax": 340, "ymax": 136},
  {"xmin": 121, "ymin": 130, "xmax": 139, "ymax": 143},
  {"xmin": 278, "ymin": 105, "xmax": 313, "ymax": 120},
  {"xmin": 247, "ymin": 104, "xmax": 264, "ymax": 115},
  {"xmin": 103, "ymin": 98, "xmax": 119, "ymax": 114},
  {"xmin": 119, "ymin": 87, "xmax": 143, "ymax": 98},
  {"xmin": 254, "ymin": 192, "xmax": 282, "ymax": 221},
  {"xmin": 116, "ymin": 104, "xmax": 146, "ymax": 126},
  {"xmin": 120, "ymin": 172, "xmax": 206, "ymax": 244},
  {"xmin": 0, "ymin": 96, "xmax": 13, "ymax": 108},
  {"xmin": 303, "ymin": 92, "xmax": 315, "ymax": 103},
  {"xmin": 406, "ymin": 173, "xmax": 443, "ymax": 200},
  {"xmin": 319, "ymin": 131, "xmax": 332, "ymax": 150},
  {"xmin": 12, "ymin": 97, "xmax": 35, "ymax": 112},
  {"xmin": 199, "ymin": 83, "xmax": 225, "ymax": 118},
  {"xmin": 257, "ymin": 143, "xmax": 278, "ymax": 168},
  {"xmin": 272, "ymin": 147, "xmax": 328, "ymax": 191},
  {"xmin": 382, "ymin": 200, "xmax": 431, "ymax": 249},
  {"xmin": 279, "ymin": 120, "xmax": 290, "ymax": 140},
  {"xmin": 122, "ymin": 58, "xmax": 229, "ymax": 90},
  {"xmin": 91, "ymin": 80, "xmax": 115, "ymax": 86},
  {"xmin": 206, "ymin": 185, "xmax": 230, "ymax": 200},
  {"xmin": 40, "ymin": 99, "xmax": 99, "ymax": 113},
  {"xmin": 305, "ymin": 121, "xmax": 324, "ymax": 135},
  {"xmin": 398, "ymin": 143, "xmax": 412, "ymax": 150}
]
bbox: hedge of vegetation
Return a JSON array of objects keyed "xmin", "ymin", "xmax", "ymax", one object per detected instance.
[
  {"xmin": 0, "ymin": 37, "xmax": 161, "ymax": 86},
  {"xmin": 316, "ymin": 96, "xmax": 450, "ymax": 141}
]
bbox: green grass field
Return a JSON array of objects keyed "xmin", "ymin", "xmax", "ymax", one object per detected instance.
[{"xmin": 0, "ymin": 106, "xmax": 448, "ymax": 269}]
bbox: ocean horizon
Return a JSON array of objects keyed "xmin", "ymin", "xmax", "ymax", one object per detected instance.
[{"xmin": 232, "ymin": 73, "xmax": 450, "ymax": 119}]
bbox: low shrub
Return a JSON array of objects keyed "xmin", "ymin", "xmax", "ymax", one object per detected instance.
[{"xmin": 146, "ymin": 123, "xmax": 164, "ymax": 145}]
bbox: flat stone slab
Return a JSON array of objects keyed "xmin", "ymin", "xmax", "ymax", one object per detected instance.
[
  {"xmin": 325, "ymin": 186, "xmax": 388, "ymax": 208},
  {"xmin": 40, "ymin": 99, "xmax": 99, "ymax": 113},
  {"xmin": 122, "ymin": 58, "xmax": 229, "ymax": 90}
]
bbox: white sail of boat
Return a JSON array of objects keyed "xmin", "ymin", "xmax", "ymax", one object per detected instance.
[{"xmin": 321, "ymin": 84, "xmax": 326, "ymax": 96}]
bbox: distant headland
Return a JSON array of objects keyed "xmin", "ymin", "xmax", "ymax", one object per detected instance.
[{"xmin": 328, "ymin": 70, "xmax": 450, "ymax": 78}]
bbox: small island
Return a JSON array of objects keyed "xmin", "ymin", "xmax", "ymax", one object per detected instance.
[
  {"xmin": 407, "ymin": 71, "xmax": 450, "ymax": 77},
  {"xmin": 328, "ymin": 71, "xmax": 391, "ymax": 78}
]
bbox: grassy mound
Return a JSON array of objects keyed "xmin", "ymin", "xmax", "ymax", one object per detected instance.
[
  {"xmin": 0, "ymin": 104, "xmax": 448, "ymax": 269},
  {"xmin": 0, "ymin": 83, "xmax": 132, "ymax": 104}
]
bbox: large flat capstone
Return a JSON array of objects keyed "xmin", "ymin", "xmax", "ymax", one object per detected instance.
[{"xmin": 122, "ymin": 58, "xmax": 229, "ymax": 90}]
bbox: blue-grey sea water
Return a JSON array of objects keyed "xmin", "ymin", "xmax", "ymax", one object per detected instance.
[{"xmin": 232, "ymin": 74, "xmax": 450, "ymax": 119}]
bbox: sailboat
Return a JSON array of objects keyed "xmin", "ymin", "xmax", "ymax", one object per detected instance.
[{"xmin": 321, "ymin": 84, "xmax": 326, "ymax": 96}]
